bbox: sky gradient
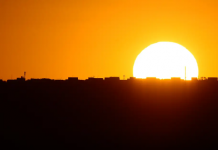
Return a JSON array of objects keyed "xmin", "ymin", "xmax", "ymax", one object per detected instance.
[{"xmin": 1, "ymin": 0, "xmax": 218, "ymax": 80}]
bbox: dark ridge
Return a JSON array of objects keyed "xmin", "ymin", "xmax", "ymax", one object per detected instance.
[{"xmin": 1, "ymin": 77, "xmax": 218, "ymax": 148}]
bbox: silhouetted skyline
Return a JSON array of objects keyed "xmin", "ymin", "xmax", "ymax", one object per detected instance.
[
  {"xmin": 2, "ymin": 77, "xmax": 218, "ymax": 148},
  {"xmin": 1, "ymin": 0, "xmax": 218, "ymax": 148}
]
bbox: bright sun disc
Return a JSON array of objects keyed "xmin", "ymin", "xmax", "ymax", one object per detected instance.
[{"xmin": 133, "ymin": 42, "xmax": 198, "ymax": 80}]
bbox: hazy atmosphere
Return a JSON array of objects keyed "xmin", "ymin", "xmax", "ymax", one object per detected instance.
[{"xmin": 1, "ymin": 0, "xmax": 218, "ymax": 80}]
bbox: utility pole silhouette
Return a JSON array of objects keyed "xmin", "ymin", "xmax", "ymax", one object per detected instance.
[{"xmin": 24, "ymin": 72, "xmax": 26, "ymax": 79}]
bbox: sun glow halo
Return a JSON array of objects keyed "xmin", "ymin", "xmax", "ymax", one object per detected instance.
[{"xmin": 133, "ymin": 42, "xmax": 198, "ymax": 80}]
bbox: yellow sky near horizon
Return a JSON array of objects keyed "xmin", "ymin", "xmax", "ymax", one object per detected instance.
[{"xmin": 0, "ymin": 0, "xmax": 218, "ymax": 80}]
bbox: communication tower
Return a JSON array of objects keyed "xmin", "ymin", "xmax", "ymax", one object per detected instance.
[{"xmin": 24, "ymin": 71, "xmax": 26, "ymax": 79}]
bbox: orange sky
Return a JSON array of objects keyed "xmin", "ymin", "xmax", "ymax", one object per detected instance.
[{"xmin": 1, "ymin": 0, "xmax": 218, "ymax": 80}]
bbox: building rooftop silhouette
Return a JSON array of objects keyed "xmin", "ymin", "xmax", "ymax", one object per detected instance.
[{"xmin": 2, "ymin": 76, "xmax": 218, "ymax": 83}]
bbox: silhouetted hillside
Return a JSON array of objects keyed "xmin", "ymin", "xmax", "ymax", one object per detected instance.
[{"xmin": 1, "ymin": 77, "xmax": 218, "ymax": 148}]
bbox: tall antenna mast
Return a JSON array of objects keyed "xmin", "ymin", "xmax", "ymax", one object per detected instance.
[
  {"xmin": 185, "ymin": 66, "xmax": 186, "ymax": 80},
  {"xmin": 24, "ymin": 71, "xmax": 26, "ymax": 79}
]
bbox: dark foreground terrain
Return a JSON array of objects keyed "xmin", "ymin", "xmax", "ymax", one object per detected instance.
[{"xmin": 1, "ymin": 77, "xmax": 218, "ymax": 148}]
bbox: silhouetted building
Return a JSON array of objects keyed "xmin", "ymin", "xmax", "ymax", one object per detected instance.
[
  {"xmin": 145, "ymin": 77, "xmax": 158, "ymax": 82},
  {"xmin": 55, "ymin": 80, "xmax": 65, "ymax": 83},
  {"xmin": 171, "ymin": 77, "xmax": 181, "ymax": 81},
  {"xmin": 191, "ymin": 77, "xmax": 198, "ymax": 81},
  {"xmin": 17, "ymin": 76, "xmax": 25, "ymax": 82},
  {"xmin": 38, "ymin": 78, "xmax": 52, "ymax": 83},
  {"xmin": 201, "ymin": 77, "xmax": 207, "ymax": 80},
  {"xmin": 29, "ymin": 78, "xmax": 40, "ymax": 82},
  {"xmin": 128, "ymin": 77, "xmax": 136, "ymax": 80},
  {"xmin": 7, "ymin": 79, "xmax": 15, "ymax": 83},
  {"xmin": 208, "ymin": 77, "xmax": 218, "ymax": 82},
  {"xmin": 87, "ymin": 77, "xmax": 104, "ymax": 81},
  {"xmin": 2, "ymin": 76, "xmax": 218, "ymax": 148},
  {"xmin": 104, "ymin": 77, "xmax": 120, "ymax": 81},
  {"xmin": 68, "ymin": 77, "xmax": 78, "ymax": 81}
]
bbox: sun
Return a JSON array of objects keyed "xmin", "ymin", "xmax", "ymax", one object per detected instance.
[{"xmin": 133, "ymin": 42, "xmax": 198, "ymax": 80}]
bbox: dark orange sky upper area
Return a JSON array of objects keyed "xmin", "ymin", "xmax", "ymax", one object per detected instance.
[{"xmin": 0, "ymin": 0, "xmax": 218, "ymax": 80}]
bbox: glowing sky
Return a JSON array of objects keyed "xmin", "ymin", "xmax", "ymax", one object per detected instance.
[{"xmin": 0, "ymin": 0, "xmax": 218, "ymax": 80}]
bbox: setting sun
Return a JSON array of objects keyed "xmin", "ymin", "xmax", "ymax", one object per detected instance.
[{"xmin": 133, "ymin": 42, "xmax": 198, "ymax": 80}]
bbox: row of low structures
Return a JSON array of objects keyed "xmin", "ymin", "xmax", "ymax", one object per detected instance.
[{"xmin": 2, "ymin": 76, "xmax": 218, "ymax": 83}]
